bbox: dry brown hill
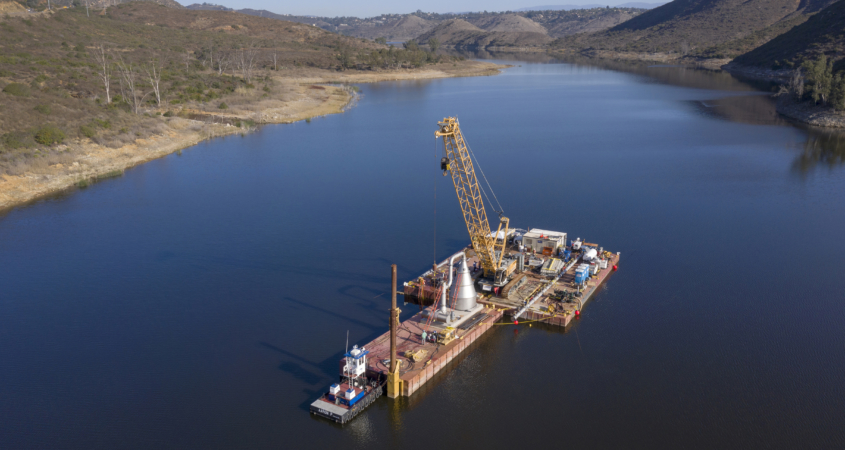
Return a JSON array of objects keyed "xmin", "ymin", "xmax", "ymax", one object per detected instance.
[
  {"xmin": 553, "ymin": 0, "xmax": 839, "ymax": 58},
  {"xmin": 730, "ymin": 0, "xmax": 845, "ymax": 71},
  {"xmin": 417, "ymin": 19, "xmax": 552, "ymax": 49},
  {"xmin": 356, "ymin": 15, "xmax": 436, "ymax": 41},
  {"xmin": 0, "ymin": 2, "xmax": 459, "ymax": 175},
  {"xmin": 213, "ymin": 7, "xmax": 645, "ymax": 43},
  {"xmin": 16, "ymin": 0, "xmax": 184, "ymax": 10},
  {"xmin": 540, "ymin": 9, "xmax": 639, "ymax": 36},
  {"xmin": 0, "ymin": 1, "xmax": 26, "ymax": 13},
  {"xmin": 467, "ymin": 14, "xmax": 548, "ymax": 34}
]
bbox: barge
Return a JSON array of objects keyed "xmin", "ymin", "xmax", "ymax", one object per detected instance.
[{"xmin": 309, "ymin": 117, "xmax": 620, "ymax": 424}]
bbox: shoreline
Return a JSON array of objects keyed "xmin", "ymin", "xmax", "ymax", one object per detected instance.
[
  {"xmin": 0, "ymin": 61, "xmax": 506, "ymax": 214},
  {"xmin": 775, "ymin": 96, "xmax": 845, "ymax": 128},
  {"xmin": 549, "ymin": 49, "xmax": 731, "ymax": 70}
]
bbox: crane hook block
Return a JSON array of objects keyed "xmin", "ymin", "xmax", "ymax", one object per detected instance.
[{"xmin": 440, "ymin": 157, "xmax": 450, "ymax": 175}]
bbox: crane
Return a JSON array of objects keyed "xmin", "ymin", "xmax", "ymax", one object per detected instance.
[{"xmin": 435, "ymin": 117, "xmax": 510, "ymax": 285}]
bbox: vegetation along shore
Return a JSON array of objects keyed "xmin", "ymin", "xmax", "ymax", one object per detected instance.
[{"xmin": 0, "ymin": 2, "xmax": 505, "ymax": 211}]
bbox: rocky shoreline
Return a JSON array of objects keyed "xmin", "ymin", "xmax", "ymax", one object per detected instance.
[
  {"xmin": 775, "ymin": 97, "xmax": 845, "ymax": 128},
  {"xmin": 720, "ymin": 62, "xmax": 794, "ymax": 83}
]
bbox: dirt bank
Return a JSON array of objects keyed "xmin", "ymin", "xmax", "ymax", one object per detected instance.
[
  {"xmin": 721, "ymin": 63, "xmax": 793, "ymax": 83},
  {"xmin": 0, "ymin": 61, "xmax": 506, "ymax": 212},
  {"xmin": 776, "ymin": 96, "xmax": 845, "ymax": 128}
]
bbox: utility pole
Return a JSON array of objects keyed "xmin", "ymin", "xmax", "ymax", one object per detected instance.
[{"xmin": 387, "ymin": 264, "xmax": 402, "ymax": 398}]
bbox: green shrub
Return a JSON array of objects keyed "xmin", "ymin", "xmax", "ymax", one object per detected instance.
[
  {"xmin": 1, "ymin": 131, "xmax": 34, "ymax": 150},
  {"xmin": 34, "ymin": 124, "xmax": 65, "ymax": 145},
  {"xmin": 163, "ymin": 111, "xmax": 174, "ymax": 117},
  {"xmin": 34, "ymin": 104, "xmax": 51, "ymax": 114},
  {"xmin": 218, "ymin": 102, "xmax": 228, "ymax": 109},
  {"xmin": 93, "ymin": 118, "xmax": 111, "ymax": 129},
  {"xmin": 79, "ymin": 124, "xmax": 96, "ymax": 138},
  {"xmin": 0, "ymin": 69, "xmax": 11, "ymax": 77},
  {"xmin": 97, "ymin": 170, "xmax": 123, "ymax": 179},
  {"xmin": 234, "ymin": 120, "xmax": 242, "ymax": 127},
  {"xmin": 2, "ymin": 83, "xmax": 30, "ymax": 97}
]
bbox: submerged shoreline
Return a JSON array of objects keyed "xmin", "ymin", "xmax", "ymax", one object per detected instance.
[{"xmin": 0, "ymin": 61, "xmax": 505, "ymax": 213}]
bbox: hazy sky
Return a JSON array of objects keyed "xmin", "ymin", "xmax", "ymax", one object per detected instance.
[{"xmin": 204, "ymin": 0, "xmax": 626, "ymax": 18}]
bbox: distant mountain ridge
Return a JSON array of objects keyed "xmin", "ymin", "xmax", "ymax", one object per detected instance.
[
  {"xmin": 516, "ymin": 2, "xmax": 667, "ymax": 11},
  {"xmin": 186, "ymin": 4, "xmax": 647, "ymax": 42}
]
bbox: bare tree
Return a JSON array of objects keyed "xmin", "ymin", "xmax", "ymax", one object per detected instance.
[
  {"xmin": 235, "ymin": 43, "xmax": 260, "ymax": 83},
  {"xmin": 271, "ymin": 48, "xmax": 278, "ymax": 71},
  {"xmin": 144, "ymin": 56, "xmax": 166, "ymax": 107},
  {"xmin": 182, "ymin": 50, "xmax": 192, "ymax": 71},
  {"xmin": 790, "ymin": 68, "xmax": 804, "ymax": 100},
  {"xmin": 91, "ymin": 44, "xmax": 112, "ymax": 104},
  {"xmin": 214, "ymin": 48, "xmax": 230, "ymax": 75},
  {"xmin": 116, "ymin": 57, "xmax": 148, "ymax": 114}
]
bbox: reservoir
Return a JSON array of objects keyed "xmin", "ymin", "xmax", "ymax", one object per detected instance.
[{"xmin": 1, "ymin": 57, "xmax": 844, "ymax": 448}]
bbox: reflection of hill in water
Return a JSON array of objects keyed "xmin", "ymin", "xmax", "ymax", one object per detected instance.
[
  {"xmin": 453, "ymin": 51, "xmax": 845, "ymax": 172},
  {"xmin": 793, "ymin": 130, "xmax": 845, "ymax": 173},
  {"xmin": 690, "ymin": 95, "xmax": 845, "ymax": 172},
  {"xmin": 554, "ymin": 55, "xmax": 772, "ymax": 92},
  {"xmin": 691, "ymin": 95, "xmax": 789, "ymax": 126}
]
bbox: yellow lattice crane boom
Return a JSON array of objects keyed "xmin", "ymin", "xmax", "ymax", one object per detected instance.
[{"xmin": 435, "ymin": 117, "xmax": 510, "ymax": 283}]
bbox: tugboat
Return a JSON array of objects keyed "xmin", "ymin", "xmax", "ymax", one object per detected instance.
[{"xmin": 310, "ymin": 344, "xmax": 383, "ymax": 424}]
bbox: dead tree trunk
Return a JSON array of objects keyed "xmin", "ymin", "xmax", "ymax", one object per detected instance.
[
  {"xmin": 116, "ymin": 58, "xmax": 148, "ymax": 114},
  {"xmin": 91, "ymin": 44, "xmax": 112, "ymax": 104},
  {"xmin": 145, "ymin": 57, "xmax": 166, "ymax": 107}
]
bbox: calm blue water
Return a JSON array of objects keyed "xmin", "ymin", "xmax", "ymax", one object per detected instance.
[{"xmin": 2, "ymin": 60, "xmax": 844, "ymax": 449}]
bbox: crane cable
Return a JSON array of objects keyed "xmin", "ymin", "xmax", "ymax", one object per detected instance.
[
  {"xmin": 460, "ymin": 119, "xmax": 504, "ymax": 217},
  {"xmin": 433, "ymin": 135, "xmax": 438, "ymax": 264}
]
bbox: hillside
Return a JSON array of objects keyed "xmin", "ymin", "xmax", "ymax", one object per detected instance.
[
  {"xmin": 186, "ymin": 5, "xmax": 646, "ymax": 42},
  {"xmin": 469, "ymin": 14, "xmax": 548, "ymax": 33},
  {"xmin": 13, "ymin": 0, "xmax": 183, "ymax": 10},
  {"xmin": 0, "ymin": 2, "xmax": 475, "ymax": 179},
  {"xmin": 552, "ymin": 0, "xmax": 838, "ymax": 58},
  {"xmin": 417, "ymin": 18, "xmax": 553, "ymax": 49},
  {"xmin": 524, "ymin": 8, "xmax": 642, "ymax": 36},
  {"xmin": 730, "ymin": 0, "xmax": 845, "ymax": 71},
  {"xmin": 0, "ymin": 1, "xmax": 26, "ymax": 13},
  {"xmin": 516, "ymin": 3, "xmax": 666, "ymax": 10}
]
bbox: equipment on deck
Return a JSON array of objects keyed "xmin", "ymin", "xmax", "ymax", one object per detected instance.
[
  {"xmin": 436, "ymin": 327, "xmax": 457, "ymax": 345},
  {"xmin": 405, "ymin": 349, "xmax": 428, "ymax": 362}
]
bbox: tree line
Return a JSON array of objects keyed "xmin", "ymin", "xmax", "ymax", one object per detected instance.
[{"xmin": 786, "ymin": 55, "xmax": 845, "ymax": 110}]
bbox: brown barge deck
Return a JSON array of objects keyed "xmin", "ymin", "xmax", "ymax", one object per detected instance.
[{"xmin": 351, "ymin": 306, "xmax": 504, "ymax": 397}]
